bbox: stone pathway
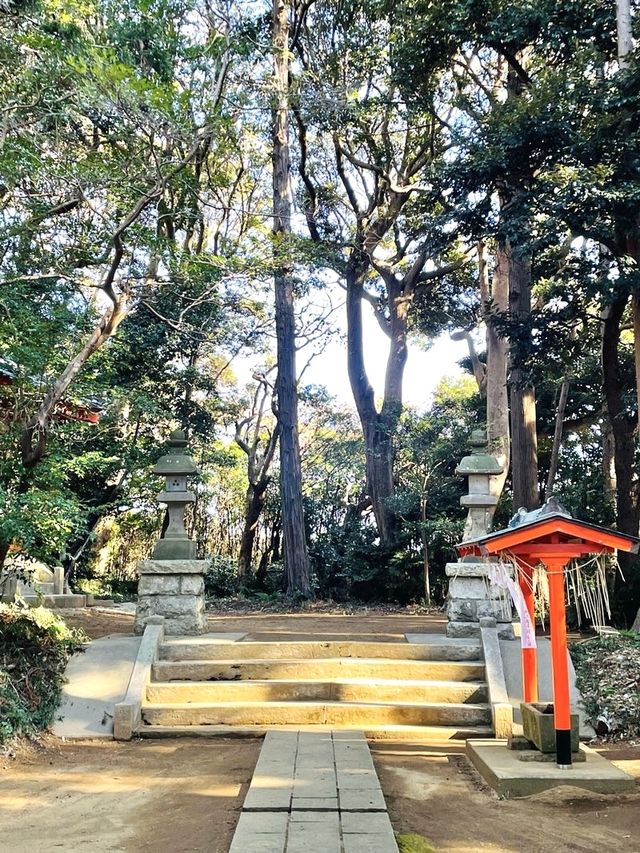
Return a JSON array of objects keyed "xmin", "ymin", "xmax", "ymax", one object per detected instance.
[{"xmin": 230, "ymin": 730, "xmax": 398, "ymax": 853}]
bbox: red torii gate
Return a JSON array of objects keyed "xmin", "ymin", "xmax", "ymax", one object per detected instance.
[{"xmin": 457, "ymin": 499, "xmax": 639, "ymax": 768}]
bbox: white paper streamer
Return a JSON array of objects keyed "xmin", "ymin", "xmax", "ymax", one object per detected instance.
[{"xmin": 487, "ymin": 562, "xmax": 537, "ymax": 649}]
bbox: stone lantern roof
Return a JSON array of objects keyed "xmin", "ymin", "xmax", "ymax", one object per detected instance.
[
  {"xmin": 152, "ymin": 430, "xmax": 199, "ymax": 476},
  {"xmin": 455, "ymin": 429, "xmax": 503, "ymax": 476}
]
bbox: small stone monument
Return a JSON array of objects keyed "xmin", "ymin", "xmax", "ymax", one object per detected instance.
[
  {"xmin": 446, "ymin": 429, "xmax": 513, "ymax": 638},
  {"xmin": 134, "ymin": 430, "xmax": 208, "ymax": 635}
]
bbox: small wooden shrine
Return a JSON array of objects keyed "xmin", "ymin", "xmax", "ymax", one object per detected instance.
[{"xmin": 456, "ymin": 497, "xmax": 639, "ymax": 768}]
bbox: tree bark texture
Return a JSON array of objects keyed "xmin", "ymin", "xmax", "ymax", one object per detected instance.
[
  {"xmin": 601, "ymin": 294, "xmax": 640, "ymax": 620},
  {"xmin": 345, "ymin": 253, "xmax": 402, "ymax": 543},
  {"xmin": 508, "ymin": 248, "xmax": 540, "ymax": 510},
  {"xmin": 601, "ymin": 294, "xmax": 639, "ymax": 540},
  {"xmin": 602, "ymin": 409, "xmax": 617, "ymax": 504},
  {"xmin": 272, "ymin": 0, "xmax": 311, "ymax": 597},
  {"xmin": 481, "ymin": 243, "xmax": 510, "ymax": 507},
  {"xmin": 238, "ymin": 481, "xmax": 269, "ymax": 578},
  {"xmin": 20, "ymin": 295, "xmax": 130, "ymax": 467},
  {"xmin": 545, "ymin": 377, "xmax": 571, "ymax": 497},
  {"xmin": 616, "ymin": 0, "xmax": 634, "ymax": 68}
]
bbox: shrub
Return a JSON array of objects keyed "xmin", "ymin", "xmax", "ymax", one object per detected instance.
[
  {"xmin": 0, "ymin": 604, "xmax": 86, "ymax": 743},
  {"xmin": 204, "ymin": 557, "xmax": 242, "ymax": 597}
]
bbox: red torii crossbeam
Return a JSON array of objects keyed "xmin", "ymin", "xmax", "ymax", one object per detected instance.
[{"xmin": 456, "ymin": 500, "xmax": 639, "ymax": 768}]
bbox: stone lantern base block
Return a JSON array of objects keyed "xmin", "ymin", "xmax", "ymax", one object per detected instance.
[
  {"xmin": 134, "ymin": 559, "xmax": 209, "ymax": 635},
  {"xmin": 445, "ymin": 561, "xmax": 514, "ymax": 639}
]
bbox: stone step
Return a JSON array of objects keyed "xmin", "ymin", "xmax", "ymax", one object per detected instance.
[
  {"xmin": 158, "ymin": 640, "xmax": 482, "ymax": 662},
  {"xmin": 152, "ymin": 657, "xmax": 486, "ymax": 683},
  {"xmin": 136, "ymin": 723, "xmax": 494, "ymax": 741},
  {"xmin": 141, "ymin": 700, "xmax": 492, "ymax": 728},
  {"xmin": 146, "ymin": 678, "xmax": 488, "ymax": 704}
]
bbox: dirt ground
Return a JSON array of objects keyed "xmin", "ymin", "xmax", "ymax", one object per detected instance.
[
  {"xmin": 63, "ymin": 605, "xmax": 448, "ymax": 641},
  {"xmin": 0, "ymin": 737, "xmax": 260, "ymax": 853},
  {"xmin": 6, "ymin": 606, "xmax": 638, "ymax": 853},
  {"xmin": 373, "ymin": 741, "xmax": 640, "ymax": 853}
]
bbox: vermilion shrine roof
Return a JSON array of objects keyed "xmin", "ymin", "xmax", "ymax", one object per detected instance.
[{"xmin": 456, "ymin": 497, "xmax": 640, "ymax": 559}]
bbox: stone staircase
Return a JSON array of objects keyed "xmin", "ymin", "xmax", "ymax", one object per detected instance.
[{"xmin": 138, "ymin": 638, "xmax": 494, "ymax": 741}]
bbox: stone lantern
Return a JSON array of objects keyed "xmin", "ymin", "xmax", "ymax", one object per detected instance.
[
  {"xmin": 445, "ymin": 428, "xmax": 513, "ymax": 638},
  {"xmin": 134, "ymin": 430, "xmax": 208, "ymax": 635},
  {"xmin": 152, "ymin": 430, "xmax": 198, "ymax": 560},
  {"xmin": 456, "ymin": 428, "xmax": 504, "ymax": 543}
]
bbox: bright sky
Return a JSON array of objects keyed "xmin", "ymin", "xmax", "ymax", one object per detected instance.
[{"xmin": 304, "ymin": 300, "xmax": 470, "ymax": 411}]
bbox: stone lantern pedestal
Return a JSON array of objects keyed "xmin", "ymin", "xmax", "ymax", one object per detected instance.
[
  {"xmin": 134, "ymin": 431, "xmax": 208, "ymax": 636},
  {"xmin": 134, "ymin": 559, "xmax": 207, "ymax": 635},
  {"xmin": 445, "ymin": 561, "xmax": 513, "ymax": 638},
  {"xmin": 446, "ymin": 429, "xmax": 513, "ymax": 639}
]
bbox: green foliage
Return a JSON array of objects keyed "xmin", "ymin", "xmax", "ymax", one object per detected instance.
[
  {"xmin": 204, "ymin": 557, "xmax": 243, "ymax": 598},
  {"xmin": 0, "ymin": 604, "xmax": 86, "ymax": 742}
]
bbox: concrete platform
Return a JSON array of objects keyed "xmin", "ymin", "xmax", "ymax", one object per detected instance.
[
  {"xmin": 467, "ymin": 739, "xmax": 635, "ymax": 798},
  {"xmin": 54, "ymin": 634, "xmax": 141, "ymax": 739}
]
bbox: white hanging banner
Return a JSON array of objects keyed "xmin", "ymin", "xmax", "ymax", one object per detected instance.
[{"xmin": 487, "ymin": 562, "xmax": 537, "ymax": 649}]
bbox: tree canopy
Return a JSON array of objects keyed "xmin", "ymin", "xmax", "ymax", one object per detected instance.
[{"xmin": 1, "ymin": 0, "xmax": 640, "ymax": 625}]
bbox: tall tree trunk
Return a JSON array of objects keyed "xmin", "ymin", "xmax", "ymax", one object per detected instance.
[
  {"xmin": 616, "ymin": 0, "xmax": 633, "ymax": 68},
  {"xmin": 21, "ymin": 295, "xmax": 130, "ymax": 467},
  {"xmin": 615, "ymin": 0, "xmax": 640, "ymax": 627},
  {"xmin": 272, "ymin": 0, "xmax": 311, "ymax": 597},
  {"xmin": 481, "ymin": 243, "xmax": 510, "ymax": 509},
  {"xmin": 602, "ymin": 409, "xmax": 617, "ymax": 504},
  {"xmin": 238, "ymin": 481, "xmax": 268, "ymax": 578},
  {"xmin": 546, "ymin": 377, "xmax": 570, "ymax": 497},
  {"xmin": 508, "ymin": 249, "xmax": 539, "ymax": 510},
  {"xmin": 601, "ymin": 294, "xmax": 639, "ymax": 616},
  {"xmin": 345, "ymin": 253, "xmax": 402, "ymax": 543}
]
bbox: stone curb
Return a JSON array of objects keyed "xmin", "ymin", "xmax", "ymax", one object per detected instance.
[
  {"xmin": 114, "ymin": 616, "xmax": 164, "ymax": 740},
  {"xmin": 479, "ymin": 617, "xmax": 513, "ymax": 739}
]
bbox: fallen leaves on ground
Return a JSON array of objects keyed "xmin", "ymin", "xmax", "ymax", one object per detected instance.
[
  {"xmin": 571, "ymin": 633, "xmax": 640, "ymax": 742},
  {"xmin": 205, "ymin": 597, "xmax": 442, "ymax": 616}
]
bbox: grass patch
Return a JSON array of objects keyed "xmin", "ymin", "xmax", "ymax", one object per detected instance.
[
  {"xmin": 397, "ymin": 834, "xmax": 438, "ymax": 853},
  {"xmin": 0, "ymin": 603, "xmax": 86, "ymax": 744},
  {"xmin": 570, "ymin": 632, "xmax": 640, "ymax": 741}
]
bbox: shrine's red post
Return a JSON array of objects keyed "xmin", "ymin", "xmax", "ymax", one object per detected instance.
[
  {"xmin": 546, "ymin": 556, "xmax": 572, "ymax": 766},
  {"xmin": 517, "ymin": 559, "xmax": 538, "ymax": 703}
]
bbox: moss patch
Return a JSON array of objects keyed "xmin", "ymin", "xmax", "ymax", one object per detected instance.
[{"xmin": 397, "ymin": 834, "xmax": 438, "ymax": 853}]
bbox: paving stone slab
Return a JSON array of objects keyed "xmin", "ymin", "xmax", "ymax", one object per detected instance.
[
  {"xmin": 338, "ymin": 788, "xmax": 388, "ymax": 811},
  {"xmin": 229, "ymin": 835, "xmax": 286, "ymax": 853},
  {"xmin": 340, "ymin": 812, "xmax": 397, "ymax": 836},
  {"xmin": 235, "ymin": 812, "xmax": 290, "ymax": 834},
  {"xmin": 231, "ymin": 729, "xmax": 398, "ymax": 853},
  {"xmin": 292, "ymin": 797, "xmax": 339, "ymax": 810}
]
